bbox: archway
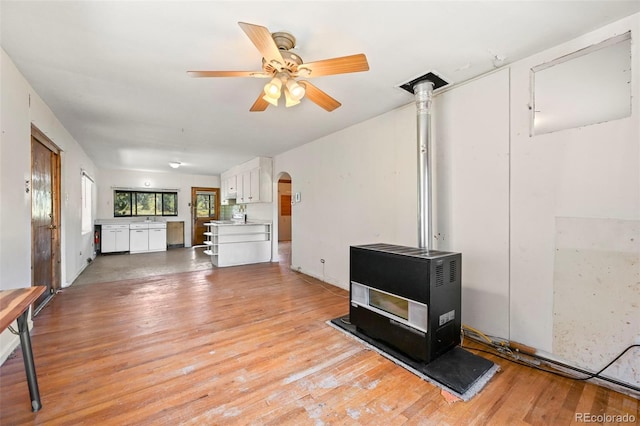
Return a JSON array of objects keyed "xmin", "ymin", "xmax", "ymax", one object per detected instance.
[{"xmin": 276, "ymin": 172, "xmax": 292, "ymax": 265}]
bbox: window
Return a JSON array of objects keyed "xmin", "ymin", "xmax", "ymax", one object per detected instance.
[
  {"xmin": 81, "ymin": 172, "xmax": 94, "ymax": 233},
  {"xmin": 196, "ymin": 192, "xmax": 216, "ymax": 218},
  {"xmin": 114, "ymin": 190, "xmax": 178, "ymax": 217}
]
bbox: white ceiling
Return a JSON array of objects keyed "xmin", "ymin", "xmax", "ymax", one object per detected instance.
[{"xmin": 2, "ymin": 1, "xmax": 639, "ymax": 176}]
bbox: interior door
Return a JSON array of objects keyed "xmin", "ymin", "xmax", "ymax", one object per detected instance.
[
  {"xmin": 31, "ymin": 126, "xmax": 61, "ymax": 313},
  {"xmin": 191, "ymin": 187, "xmax": 220, "ymax": 246}
]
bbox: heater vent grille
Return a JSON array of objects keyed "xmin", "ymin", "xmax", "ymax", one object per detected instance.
[
  {"xmin": 450, "ymin": 260, "xmax": 457, "ymax": 283},
  {"xmin": 435, "ymin": 264, "xmax": 444, "ymax": 287}
]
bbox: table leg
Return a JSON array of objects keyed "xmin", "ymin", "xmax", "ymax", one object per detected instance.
[{"xmin": 16, "ymin": 311, "xmax": 42, "ymax": 412}]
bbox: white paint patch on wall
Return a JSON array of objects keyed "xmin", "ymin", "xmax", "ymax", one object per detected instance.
[{"xmin": 553, "ymin": 217, "xmax": 639, "ymax": 384}]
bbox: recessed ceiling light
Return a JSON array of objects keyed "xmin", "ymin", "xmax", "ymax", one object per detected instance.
[{"xmin": 169, "ymin": 161, "xmax": 181, "ymax": 169}]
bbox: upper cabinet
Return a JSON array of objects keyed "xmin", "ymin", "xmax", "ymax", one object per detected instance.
[
  {"xmin": 221, "ymin": 157, "xmax": 272, "ymax": 204},
  {"xmin": 222, "ymin": 173, "xmax": 237, "ymax": 199}
]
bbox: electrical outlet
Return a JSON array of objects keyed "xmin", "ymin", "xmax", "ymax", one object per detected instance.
[{"xmin": 320, "ymin": 259, "xmax": 325, "ymax": 263}]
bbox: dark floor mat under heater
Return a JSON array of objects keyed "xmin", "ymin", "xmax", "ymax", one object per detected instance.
[{"xmin": 329, "ymin": 315, "xmax": 498, "ymax": 400}]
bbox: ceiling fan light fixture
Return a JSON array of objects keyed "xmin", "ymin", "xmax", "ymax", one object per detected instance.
[
  {"xmin": 263, "ymin": 76, "xmax": 282, "ymax": 98},
  {"xmin": 284, "ymin": 87, "xmax": 301, "ymax": 108},
  {"xmin": 286, "ymin": 79, "xmax": 305, "ymax": 101},
  {"xmin": 262, "ymin": 94, "xmax": 279, "ymax": 107},
  {"xmin": 189, "ymin": 22, "xmax": 370, "ymax": 112}
]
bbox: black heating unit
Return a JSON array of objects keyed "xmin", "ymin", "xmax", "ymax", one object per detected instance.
[{"xmin": 350, "ymin": 243, "xmax": 461, "ymax": 364}]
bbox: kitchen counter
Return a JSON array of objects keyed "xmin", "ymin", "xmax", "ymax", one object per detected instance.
[
  {"xmin": 208, "ymin": 220, "xmax": 271, "ymax": 226},
  {"xmin": 202, "ymin": 221, "xmax": 272, "ymax": 267},
  {"xmin": 95, "ymin": 218, "xmax": 167, "ymax": 225},
  {"xmin": 96, "ymin": 219, "xmax": 167, "ymax": 254}
]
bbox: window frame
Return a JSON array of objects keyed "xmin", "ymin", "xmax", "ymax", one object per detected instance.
[
  {"xmin": 81, "ymin": 172, "xmax": 94, "ymax": 234},
  {"xmin": 113, "ymin": 190, "xmax": 178, "ymax": 217}
]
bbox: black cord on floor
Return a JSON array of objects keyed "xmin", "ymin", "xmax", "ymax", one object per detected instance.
[{"xmin": 463, "ymin": 337, "xmax": 640, "ymax": 393}]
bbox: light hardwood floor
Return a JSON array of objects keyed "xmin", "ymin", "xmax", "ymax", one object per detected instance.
[{"xmin": 1, "ymin": 257, "xmax": 638, "ymax": 425}]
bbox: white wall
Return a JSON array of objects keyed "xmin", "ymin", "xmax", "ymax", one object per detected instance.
[
  {"xmin": 273, "ymin": 14, "xmax": 639, "ymax": 389},
  {"xmin": 274, "ymin": 105, "xmax": 418, "ymax": 286},
  {"xmin": 508, "ymin": 15, "xmax": 639, "ymax": 385},
  {"xmin": 433, "ymin": 69, "xmax": 511, "ymax": 339},
  {"xmin": 0, "ymin": 48, "xmax": 97, "ymax": 362},
  {"xmin": 95, "ymin": 169, "xmax": 219, "ymax": 247}
]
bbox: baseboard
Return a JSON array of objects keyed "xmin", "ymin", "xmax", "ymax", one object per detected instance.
[
  {"xmin": 288, "ymin": 265, "xmax": 347, "ymax": 290},
  {"xmin": 66, "ymin": 258, "xmax": 92, "ymax": 287}
]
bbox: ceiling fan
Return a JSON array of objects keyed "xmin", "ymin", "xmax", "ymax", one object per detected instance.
[{"xmin": 187, "ymin": 22, "xmax": 370, "ymax": 112}]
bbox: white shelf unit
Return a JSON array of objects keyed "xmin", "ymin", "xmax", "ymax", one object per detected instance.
[{"xmin": 203, "ymin": 222, "xmax": 272, "ymax": 267}]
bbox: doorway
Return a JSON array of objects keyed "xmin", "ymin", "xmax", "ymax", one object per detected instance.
[
  {"xmin": 31, "ymin": 125, "xmax": 61, "ymax": 314},
  {"xmin": 277, "ymin": 173, "xmax": 292, "ymax": 265},
  {"xmin": 191, "ymin": 187, "xmax": 220, "ymax": 246}
]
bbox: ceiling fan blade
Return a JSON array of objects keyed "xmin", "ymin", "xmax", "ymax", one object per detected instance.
[
  {"xmin": 298, "ymin": 54, "xmax": 369, "ymax": 78},
  {"xmin": 250, "ymin": 92, "xmax": 270, "ymax": 112},
  {"xmin": 300, "ymin": 81, "xmax": 341, "ymax": 112},
  {"xmin": 187, "ymin": 70, "xmax": 269, "ymax": 78},
  {"xmin": 238, "ymin": 22, "xmax": 285, "ymax": 70}
]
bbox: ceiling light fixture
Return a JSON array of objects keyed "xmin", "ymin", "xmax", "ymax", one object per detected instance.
[
  {"xmin": 262, "ymin": 72, "xmax": 306, "ymax": 108},
  {"xmin": 169, "ymin": 161, "xmax": 181, "ymax": 169},
  {"xmin": 286, "ymin": 79, "xmax": 305, "ymax": 101},
  {"xmin": 262, "ymin": 74, "xmax": 283, "ymax": 106}
]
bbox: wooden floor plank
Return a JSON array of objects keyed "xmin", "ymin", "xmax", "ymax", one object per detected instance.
[{"xmin": 1, "ymin": 261, "xmax": 638, "ymax": 425}]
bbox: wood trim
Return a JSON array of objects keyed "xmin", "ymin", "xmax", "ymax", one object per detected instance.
[
  {"xmin": 31, "ymin": 124, "xmax": 60, "ymax": 154},
  {"xmin": 190, "ymin": 187, "xmax": 221, "ymax": 245},
  {"xmin": 278, "ymin": 179, "xmax": 291, "ymax": 183},
  {"xmin": 50, "ymin": 148, "xmax": 61, "ymax": 291},
  {"xmin": 31, "ymin": 125, "xmax": 62, "ymax": 295}
]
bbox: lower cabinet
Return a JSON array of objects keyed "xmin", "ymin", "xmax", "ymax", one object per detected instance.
[
  {"xmin": 129, "ymin": 227, "xmax": 149, "ymax": 254},
  {"xmin": 130, "ymin": 223, "xmax": 167, "ymax": 254},
  {"xmin": 99, "ymin": 221, "xmax": 167, "ymax": 254},
  {"xmin": 101, "ymin": 225, "xmax": 130, "ymax": 253},
  {"xmin": 149, "ymin": 226, "xmax": 167, "ymax": 252}
]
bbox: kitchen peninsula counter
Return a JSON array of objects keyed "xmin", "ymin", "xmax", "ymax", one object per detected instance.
[{"xmin": 203, "ymin": 221, "xmax": 272, "ymax": 267}]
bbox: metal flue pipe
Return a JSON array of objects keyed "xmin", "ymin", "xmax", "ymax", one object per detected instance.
[{"xmin": 414, "ymin": 80, "xmax": 434, "ymax": 251}]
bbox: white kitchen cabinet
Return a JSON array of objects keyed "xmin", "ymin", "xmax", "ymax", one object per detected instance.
[
  {"xmin": 237, "ymin": 168, "xmax": 261, "ymax": 203},
  {"xmin": 130, "ymin": 222, "xmax": 167, "ymax": 254},
  {"xmin": 222, "ymin": 157, "xmax": 272, "ymax": 204},
  {"xmin": 148, "ymin": 224, "xmax": 167, "ymax": 252},
  {"xmin": 101, "ymin": 224, "xmax": 130, "ymax": 253},
  {"xmin": 221, "ymin": 171, "xmax": 239, "ymax": 202},
  {"xmin": 129, "ymin": 224, "xmax": 149, "ymax": 254}
]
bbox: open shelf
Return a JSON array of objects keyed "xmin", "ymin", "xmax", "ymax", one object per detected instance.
[{"xmin": 202, "ymin": 222, "xmax": 272, "ymax": 267}]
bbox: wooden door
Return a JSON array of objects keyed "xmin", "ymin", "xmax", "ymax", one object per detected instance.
[
  {"xmin": 191, "ymin": 187, "xmax": 220, "ymax": 245},
  {"xmin": 31, "ymin": 126, "xmax": 61, "ymax": 313}
]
